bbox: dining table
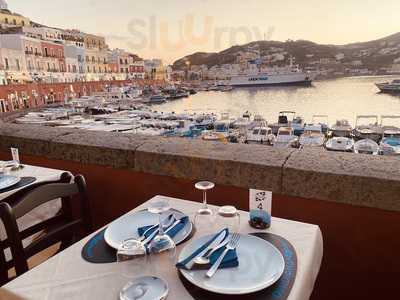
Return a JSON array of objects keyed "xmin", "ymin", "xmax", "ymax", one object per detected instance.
[
  {"xmin": 0, "ymin": 163, "xmax": 67, "ymax": 255},
  {"xmin": 2, "ymin": 195, "xmax": 323, "ymax": 300}
]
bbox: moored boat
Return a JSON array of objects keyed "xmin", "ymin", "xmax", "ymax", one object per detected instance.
[
  {"xmin": 325, "ymin": 137, "xmax": 354, "ymax": 152},
  {"xmin": 330, "ymin": 119, "xmax": 353, "ymax": 137},
  {"xmin": 299, "ymin": 124, "xmax": 325, "ymax": 148},
  {"xmin": 353, "ymin": 115, "xmax": 382, "ymax": 142},
  {"xmin": 353, "ymin": 139, "xmax": 379, "ymax": 155},
  {"xmin": 273, "ymin": 127, "xmax": 299, "ymax": 148},
  {"xmin": 246, "ymin": 127, "xmax": 275, "ymax": 145},
  {"xmin": 375, "ymin": 79, "xmax": 400, "ymax": 93}
]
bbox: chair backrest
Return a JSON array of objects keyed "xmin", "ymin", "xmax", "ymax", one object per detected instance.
[{"xmin": 0, "ymin": 173, "xmax": 92, "ymax": 285}]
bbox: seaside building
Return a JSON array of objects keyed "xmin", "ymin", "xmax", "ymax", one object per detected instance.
[
  {"xmin": 0, "ymin": 1, "xmax": 30, "ymax": 29},
  {"xmin": 84, "ymin": 33, "xmax": 108, "ymax": 81},
  {"xmin": 0, "ymin": 34, "xmax": 29, "ymax": 84},
  {"xmin": 41, "ymin": 41, "xmax": 65, "ymax": 82}
]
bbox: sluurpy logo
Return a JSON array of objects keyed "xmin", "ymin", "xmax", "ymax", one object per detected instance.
[{"xmin": 124, "ymin": 14, "xmax": 275, "ymax": 53}]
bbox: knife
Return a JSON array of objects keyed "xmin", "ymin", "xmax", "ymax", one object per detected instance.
[{"xmin": 184, "ymin": 230, "xmax": 227, "ymax": 270}]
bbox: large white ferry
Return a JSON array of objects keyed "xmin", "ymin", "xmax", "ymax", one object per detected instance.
[{"xmin": 229, "ymin": 58, "xmax": 316, "ymax": 87}]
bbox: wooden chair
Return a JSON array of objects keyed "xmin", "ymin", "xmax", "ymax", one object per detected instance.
[{"xmin": 0, "ymin": 173, "xmax": 92, "ymax": 285}]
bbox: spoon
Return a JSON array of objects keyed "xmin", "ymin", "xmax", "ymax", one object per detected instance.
[{"xmin": 193, "ymin": 239, "xmax": 229, "ymax": 265}]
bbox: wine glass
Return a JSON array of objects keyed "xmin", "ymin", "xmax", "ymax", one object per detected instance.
[
  {"xmin": 147, "ymin": 197, "xmax": 176, "ymax": 254},
  {"xmin": 194, "ymin": 181, "xmax": 216, "ymax": 233}
]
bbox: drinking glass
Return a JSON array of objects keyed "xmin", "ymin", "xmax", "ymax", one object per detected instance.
[
  {"xmin": 194, "ymin": 181, "xmax": 216, "ymax": 233},
  {"xmin": 147, "ymin": 197, "xmax": 176, "ymax": 254},
  {"xmin": 215, "ymin": 206, "xmax": 241, "ymax": 233},
  {"xmin": 118, "ymin": 240, "xmax": 168, "ymax": 300}
]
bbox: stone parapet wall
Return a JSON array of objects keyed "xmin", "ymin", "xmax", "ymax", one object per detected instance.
[{"xmin": 0, "ymin": 123, "xmax": 399, "ymax": 212}]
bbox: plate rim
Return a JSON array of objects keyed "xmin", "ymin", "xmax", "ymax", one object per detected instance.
[
  {"xmin": 0, "ymin": 175, "xmax": 21, "ymax": 190},
  {"xmin": 104, "ymin": 209, "xmax": 193, "ymax": 250},
  {"xmin": 178, "ymin": 233, "xmax": 285, "ymax": 295}
]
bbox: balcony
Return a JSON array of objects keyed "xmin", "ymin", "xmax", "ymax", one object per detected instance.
[{"xmin": 0, "ymin": 123, "xmax": 399, "ymax": 300}]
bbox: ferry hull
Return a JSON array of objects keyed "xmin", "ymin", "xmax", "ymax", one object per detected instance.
[{"xmin": 231, "ymin": 80, "xmax": 312, "ymax": 88}]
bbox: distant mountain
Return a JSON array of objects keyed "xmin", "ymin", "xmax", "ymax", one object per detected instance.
[{"xmin": 172, "ymin": 32, "xmax": 400, "ymax": 71}]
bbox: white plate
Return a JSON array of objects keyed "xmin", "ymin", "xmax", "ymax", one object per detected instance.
[
  {"xmin": 0, "ymin": 175, "xmax": 21, "ymax": 191},
  {"xmin": 178, "ymin": 234, "xmax": 285, "ymax": 295},
  {"xmin": 104, "ymin": 209, "xmax": 193, "ymax": 250}
]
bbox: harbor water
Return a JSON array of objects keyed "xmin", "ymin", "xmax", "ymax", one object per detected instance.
[{"xmin": 154, "ymin": 76, "xmax": 400, "ymax": 127}]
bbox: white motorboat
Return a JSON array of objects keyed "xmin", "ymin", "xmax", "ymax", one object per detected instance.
[
  {"xmin": 246, "ymin": 127, "xmax": 275, "ymax": 145},
  {"xmin": 330, "ymin": 119, "xmax": 353, "ymax": 137},
  {"xmin": 353, "ymin": 115, "xmax": 382, "ymax": 142},
  {"xmin": 376, "ymin": 79, "xmax": 400, "ymax": 93},
  {"xmin": 299, "ymin": 124, "xmax": 325, "ymax": 147},
  {"xmin": 312, "ymin": 115, "xmax": 329, "ymax": 134},
  {"xmin": 273, "ymin": 127, "xmax": 299, "ymax": 148},
  {"xmin": 353, "ymin": 139, "xmax": 380, "ymax": 155},
  {"xmin": 325, "ymin": 137, "xmax": 354, "ymax": 152},
  {"xmin": 270, "ymin": 111, "xmax": 296, "ymax": 135}
]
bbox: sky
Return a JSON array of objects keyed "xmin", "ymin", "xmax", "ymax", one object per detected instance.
[{"xmin": 8, "ymin": 0, "xmax": 400, "ymax": 63}]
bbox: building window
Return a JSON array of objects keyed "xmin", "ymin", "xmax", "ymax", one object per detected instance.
[
  {"xmin": 72, "ymin": 65, "xmax": 77, "ymax": 73},
  {"xmin": 35, "ymin": 48, "xmax": 38, "ymax": 55},
  {"xmin": 92, "ymin": 56, "xmax": 95, "ymax": 63},
  {"xmin": 120, "ymin": 59, "xmax": 123, "ymax": 65},
  {"xmin": 16, "ymin": 59, "xmax": 20, "ymax": 71},
  {"xmin": 86, "ymin": 55, "xmax": 89, "ymax": 62},
  {"xmin": 21, "ymin": 21, "xmax": 25, "ymax": 26},
  {"xmin": 87, "ymin": 66, "xmax": 90, "ymax": 72},
  {"xmin": 120, "ymin": 68, "xmax": 123, "ymax": 73},
  {"xmin": 4, "ymin": 58, "xmax": 9, "ymax": 70},
  {"xmin": 28, "ymin": 60, "xmax": 32, "ymax": 70},
  {"xmin": 52, "ymin": 63, "xmax": 56, "ymax": 71},
  {"xmin": 13, "ymin": 19, "xmax": 16, "ymax": 25},
  {"xmin": 5, "ymin": 18, "xmax": 8, "ymax": 24},
  {"xmin": 68, "ymin": 65, "xmax": 71, "ymax": 72},
  {"xmin": 44, "ymin": 47, "xmax": 48, "ymax": 57},
  {"xmin": 47, "ymin": 62, "xmax": 50, "ymax": 71}
]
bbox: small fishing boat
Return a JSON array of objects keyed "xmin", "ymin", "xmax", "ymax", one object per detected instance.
[
  {"xmin": 292, "ymin": 116, "xmax": 305, "ymax": 136},
  {"xmin": 246, "ymin": 127, "xmax": 275, "ymax": 145},
  {"xmin": 375, "ymin": 79, "xmax": 400, "ymax": 94},
  {"xmin": 312, "ymin": 115, "xmax": 329, "ymax": 134},
  {"xmin": 330, "ymin": 119, "xmax": 353, "ymax": 137},
  {"xmin": 325, "ymin": 137, "xmax": 354, "ymax": 152},
  {"xmin": 299, "ymin": 124, "xmax": 325, "ymax": 147},
  {"xmin": 273, "ymin": 127, "xmax": 299, "ymax": 148},
  {"xmin": 353, "ymin": 139, "xmax": 380, "ymax": 155},
  {"xmin": 270, "ymin": 111, "xmax": 296, "ymax": 135},
  {"xmin": 353, "ymin": 115, "xmax": 382, "ymax": 142}
]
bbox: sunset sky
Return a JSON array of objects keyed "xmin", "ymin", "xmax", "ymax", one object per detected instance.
[{"xmin": 9, "ymin": 0, "xmax": 400, "ymax": 63}]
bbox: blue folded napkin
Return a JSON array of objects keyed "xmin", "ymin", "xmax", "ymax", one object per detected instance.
[
  {"xmin": 176, "ymin": 228, "xmax": 239, "ymax": 270},
  {"xmin": 137, "ymin": 214, "xmax": 189, "ymax": 246}
]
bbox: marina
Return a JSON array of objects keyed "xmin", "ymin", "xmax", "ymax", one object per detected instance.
[{"xmin": 9, "ymin": 75, "xmax": 400, "ymax": 156}]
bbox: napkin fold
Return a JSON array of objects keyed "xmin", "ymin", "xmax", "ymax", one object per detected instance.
[
  {"xmin": 176, "ymin": 228, "xmax": 239, "ymax": 270},
  {"xmin": 137, "ymin": 214, "xmax": 189, "ymax": 246}
]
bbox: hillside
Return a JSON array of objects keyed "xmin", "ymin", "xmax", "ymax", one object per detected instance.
[{"xmin": 172, "ymin": 32, "xmax": 400, "ymax": 71}]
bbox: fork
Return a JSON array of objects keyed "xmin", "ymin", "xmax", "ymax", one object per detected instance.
[{"xmin": 206, "ymin": 233, "xmax": 240, "ymax": 278}]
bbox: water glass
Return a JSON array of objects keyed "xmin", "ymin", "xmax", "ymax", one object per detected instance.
[{"xmin": 215, "ymin": 206, "xmax": 241, "ymax": 233}]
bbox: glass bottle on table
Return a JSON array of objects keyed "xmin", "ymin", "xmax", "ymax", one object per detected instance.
[{"xmin": 194, "ymin": 181, "xmax": 216, "ymax": 234}]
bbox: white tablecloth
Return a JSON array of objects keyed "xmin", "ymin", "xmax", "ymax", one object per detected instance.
[
  {"xmin": 3, "ymin": 196, "xmax": 323, "ymax": 300},
  {"xmin": 0, "ymin": 164, "xmax": 66, "ymax": 260}
]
